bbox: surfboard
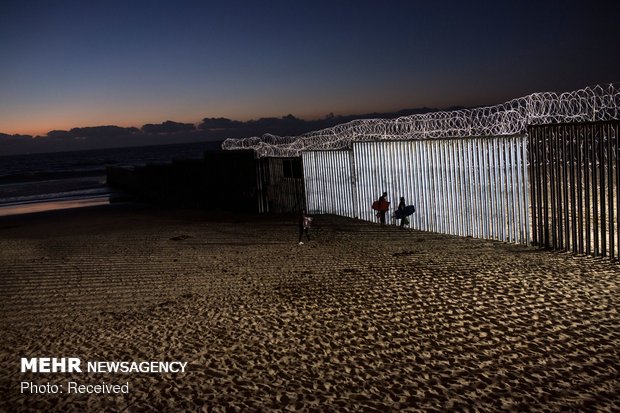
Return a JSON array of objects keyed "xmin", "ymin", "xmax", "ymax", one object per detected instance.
[
  {"xmin": 394, "ymin": 205, "xmax": 415, "ymax": 219},
  {"xmin": 371, "ymin": 200, "xmax": 390, "ymax": 211}
]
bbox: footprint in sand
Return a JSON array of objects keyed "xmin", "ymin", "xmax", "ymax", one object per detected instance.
[{"xmin": 170, "ymin": 234, "xmax": 192, "ymax": 241}]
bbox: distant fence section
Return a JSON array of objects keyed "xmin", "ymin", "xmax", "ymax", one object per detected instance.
[
  {"xmin": 302, "ymin": 150, "xmax": 356, "ymax": 217},
  {"xmin": 256, "ymin": 157, "xmax": 305, "ymax": 213},
  {"xmin": 529, "ymin": 121, "xmax": 619, "ymax": 258},
  {"xmin": 107, "ymin": 150, "xmax": 307, "ymax": 214}
]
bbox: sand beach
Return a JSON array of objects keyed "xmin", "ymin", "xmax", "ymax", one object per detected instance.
[{"xmin": 0, "ymin": 204, "xmax": 618, "ymax": 412}]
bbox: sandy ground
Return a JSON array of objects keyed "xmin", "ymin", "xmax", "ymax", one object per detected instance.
[{"xmin": 0, "ymin": 204, "xmax": 618, "ymax": 412}]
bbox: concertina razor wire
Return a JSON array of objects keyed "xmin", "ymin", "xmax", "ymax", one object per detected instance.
[{"xmin": 221, "ymin": 83, "xmax": 620, "ymax": 158}]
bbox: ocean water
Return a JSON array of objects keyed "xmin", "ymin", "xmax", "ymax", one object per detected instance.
[{"xmin": 0, "ymin": 141, "xmax": 218, "ymax": 216}]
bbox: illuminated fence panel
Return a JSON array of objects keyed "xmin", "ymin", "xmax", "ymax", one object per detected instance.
[
  {"xmin": 352, "ymin": 137, "xmax": 530, "ymax": 244},
  {"xmin": 528, "ymin": 121, "xmax": 619, "ymax": 258},
  {"xmin": 301, "ymin": 150, "xmax": 356, "ymax": 217},
  {"xmin": 301, "ymin": 137, "xmax": 530, "ymax": 244}
]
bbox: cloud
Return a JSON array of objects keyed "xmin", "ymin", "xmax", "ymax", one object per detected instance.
[
  {"xmin": 1, "ymin": 126, "xmax": 150, "ymax": 155},
  {"xmin": 0, "ymin": 108, "xmax": 443, "ymax": 155},
  {"xmin": 0, "ymin": 132, "xmax": 33, "ymax": 141},
  {"xmin": 199, "ymin": 114, "xmax": 313, "ymax": 137},
  {"xmin": 198, "ymin": 117, "xmax": 243, "ymax": 131},
  {"xmin": 141, "ymin": 120, "xmax": 196, "ymax": 135},
  {"xmin": 44, "ymin": 126, "xmax": 140, "ymax": 141},
  {"xmin": 69, "ymin": 125, "xmax": 140, "ymax": 138},
  {"xmin": 46, "ymin": 130, "xmax": 74, "ymax": 140}
]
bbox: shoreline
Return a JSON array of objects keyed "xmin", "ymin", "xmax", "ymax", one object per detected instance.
[
  {"xmin": 0, "ymin": 173, "xmax": 113, "ymax": 217},
  {"xmin": 0, "ymin": 195, "xmax": 113, "ymax": 217}
]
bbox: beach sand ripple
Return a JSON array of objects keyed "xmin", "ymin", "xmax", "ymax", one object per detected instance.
[{"xmin": 0, "ymin": 206, "xmax": 618, "ymax": 412}]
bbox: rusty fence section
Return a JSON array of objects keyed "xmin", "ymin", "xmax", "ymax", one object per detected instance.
[
  {"xmin": 256, "ymin": 157, "xmax": 305, "ymax": 213},
  {"xmin": 528, "ymin": 121, "xmax": 620, "ymax": 258}
]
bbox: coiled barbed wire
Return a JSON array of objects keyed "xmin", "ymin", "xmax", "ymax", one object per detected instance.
[{"xmin": 222, "ymin": 84, "xmax": 620, "ymax": 157}]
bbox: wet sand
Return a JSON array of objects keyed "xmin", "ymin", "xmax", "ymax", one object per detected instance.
[{"xmin": 0, "ymin": 204, "xmax": 618, "ymax": 412}]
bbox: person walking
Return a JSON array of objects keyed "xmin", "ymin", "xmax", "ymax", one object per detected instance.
[
  {"xmin": 377, "ymin": 192, "xmax": 389, "ymax": 225},
  {"xmin": 397, "ymin": 196, "xmax": 409, "ymax": 229},
  {"xmin": 298, "ymin": 209, "xmax": 312, "ymax": 244}
]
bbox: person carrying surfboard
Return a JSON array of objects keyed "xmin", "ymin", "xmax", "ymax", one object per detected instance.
[
  {"xmin": 397, "ymin": 197, "xmax": 409, "ymax": 228},
  {"xmin": 394, "ymin": 197, "xmax": 416, "ymax": 229},
  {"xmin": 371, "ymin": 192, "xmax": 390, "ymax": 225}
]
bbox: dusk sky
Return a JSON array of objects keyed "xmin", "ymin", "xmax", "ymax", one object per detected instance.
[{"xmin": 1, "ymin": 0, "xmax": 619, "ymax": 137}]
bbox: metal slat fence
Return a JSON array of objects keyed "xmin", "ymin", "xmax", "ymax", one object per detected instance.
[
  {"xmin": 528, "ymin": 121, "xmax": 619, "ymax": 258},
  {"xmin": 352, "ymin": 137, "xmax": 529, "ymax": 244},
  {"xmin": 302, "ymin": 135, "xmax": 530, "ymax": 244},
  {"xmin": 302, "ymin": 122, "xmax": 620, "ymax": 256},
  {"xmin": 302, "ymin": 150, "xmax": 356, "ymax": 217}
]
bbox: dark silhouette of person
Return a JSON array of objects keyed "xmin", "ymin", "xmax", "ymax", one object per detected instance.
[
  {"xmin": 397, "ymin": 196, "xmax": 408, "ymax": 228},
  {"xmin": 298, "ymin": 209, "xmax": 312, "ymax": 244},
  {"xmin": 378, "ymin": 192, "xmax": 389, "ymax": 225}
]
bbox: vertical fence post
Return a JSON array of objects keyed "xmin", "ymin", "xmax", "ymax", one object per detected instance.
[
  {"xmin": 600, "ymin": 124, "xmax": 607, "ymax": 257},
  {"xmin": 616, "ymin": 122, "xmax": 620, "ymax": 259},
  {"xmin": 562, "ymin": 125, "xmax": 570, "ymax": 251},
  {"xmin": 523, "ymin": 136, "xmax": 531, "ymax": 245},
  {"xmin": 584, "ymin": 126, "xmax": 591, "ymax": 255},
  {"xmin": 511, "ymin": 138, "xmax": 518, "ymax": 243},
  {"xmin": 542, "ymin": 126, "xmax": 550, "ymax": 248},
  {"xmin": 558, "ymin": 127, "xmax": 566, "ymax": 251},
  {"xmin": 575, "ymin": 125, "xmax": 584, "ymax": 254},
  {"xmin": 605, "ymin": 123, "xmax": 616, "ymax": 259},
  {"xmin": 569, "ymin": 125, "xmax": 578, "ymax": 254},
  {"xmin": 529, "ymin": 130, "xmax": 538, "ymax": 245},
  {"xmin": 592, "ymin": 124, "xmax": 600, "ymax": 256},
  {"xmin": 550, "ymin": 127, "xmax": 558, "ymax": 249}
]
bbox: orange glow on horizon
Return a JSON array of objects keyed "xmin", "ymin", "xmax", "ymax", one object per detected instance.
[{"xmin": 0, "ymin": 100, "xmax": 424, "ymax": 137}]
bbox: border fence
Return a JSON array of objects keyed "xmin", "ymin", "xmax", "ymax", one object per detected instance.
[
  {"xmin": 224, "ymin": 84, "xmax": 620, "ymax": 259},
  {"xmin": 528, "ymin": 121, "xmax": 619, "ymax": 258},
  {"xmin": 303, "ymin": 136, "xmax": 529, "ymax": 244}
]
